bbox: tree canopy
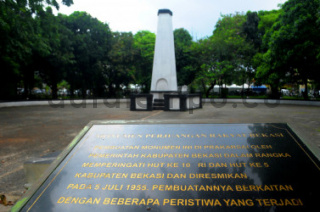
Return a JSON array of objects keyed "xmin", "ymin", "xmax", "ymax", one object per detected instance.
[
  {"xmin": 1, "ymin": 0, "xmax": 319, "ymax": 100},
  {"xmin": 256, "ymin": 0, "xmax": 320, "ymax": 99}
]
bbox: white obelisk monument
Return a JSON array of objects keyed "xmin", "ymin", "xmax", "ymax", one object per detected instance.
[{"xmin": 150, "ymin": 9, "xmax": 178, "ymax": 99}]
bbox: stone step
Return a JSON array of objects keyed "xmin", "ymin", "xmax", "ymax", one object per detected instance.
[
  {"xmin": 154, "ymin": 99, "xmax": 164, "ymax": 103},
  {"xmin": 153, "ymin": 105, "xmax": 165, "ymax": 110},
  {"xmin": 153, "ymin": 99, "xmax": 165, "ymax": 110},
  {"xmin": 153, "ymin": 102, "xmax": 165, "ymax": 106}
]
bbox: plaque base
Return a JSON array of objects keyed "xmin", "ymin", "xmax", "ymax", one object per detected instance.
[{"xmin": 14, "ymin": 121, "xmax": 320, "ymax": 212}]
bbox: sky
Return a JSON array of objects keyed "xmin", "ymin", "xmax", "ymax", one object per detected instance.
[{"xmin": 56, "ymin": 0, "xmax": 287, "ymax": 40}]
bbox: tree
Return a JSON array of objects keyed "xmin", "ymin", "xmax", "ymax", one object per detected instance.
[
  {"xmin": 193, "ymin": 13, "xmax": 250, "ymax": 97},
  {"xmin": 35, "ymin": 7, "xmax": 75, "ymax": 99},
  {"xmin": 61, "ymin": 11, "xmax": 112, "ymax": 98},
  {"xmin": 242, "ymin": 11, "xmax": 261, "ymax": 50},
  {"xmin": 106, "ymin": 32, "xmax": 136, "ymax": 97},
  {"xmin": 233, "ymin": 11, "xmax": 261, "ymax": 95},
  {"xmin": 255, "ymin": 50, "xmax": 286, "ymax": 98},
  {"xmin": 192, "ymin": 38, "xmax": 220, "ymax": 98},
  {"xmin": 256, "ymin": 0, "xmax": 320, "ymax": 99},
  {"xmin": 0, "ymin": 0, "xmax": 35, "ymax": 99},
  {"xmin": 0, "ymin": 0, "xmax": 73, "ymax": 99},
  {"xmin": 253, "ymin": 10, "xmax": 283, "ymax": 98},
  {"xmin": 257, "ymin": 10, "xmax": 282, "ymax": 52},
  {"xmin": 133, "ymin": 31, "xmax": 155, "ymax": 92},
  {"xmin": 174, "ymin": 28, "xmax": 196, "ymax": 86}
]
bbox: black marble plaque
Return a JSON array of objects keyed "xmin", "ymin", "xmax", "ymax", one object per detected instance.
[{"xmin": 15, "ymin": 123, "xmax": 320, "ymax": 212}]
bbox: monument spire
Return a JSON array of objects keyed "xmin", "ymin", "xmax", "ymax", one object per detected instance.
[
  {"xmin": 131, "ymin": 9, "xmax": 201, "ymax": 111},
  {"xmin": 150, "ymin": 9, "xmax": 178, "ymax": 95}
]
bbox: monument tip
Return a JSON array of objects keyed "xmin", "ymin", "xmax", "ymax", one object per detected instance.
[{"xmin": 158, "ymin": 9, "xmax": 173, "ymax": 16}]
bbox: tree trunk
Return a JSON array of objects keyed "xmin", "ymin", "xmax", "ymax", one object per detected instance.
[
  {"xmin": 270, "ymin": 86, "xmax": 279, "ymax": 99},
  {"xmin": 81, "ymin": 87, "xmax": 87, "ymax": 99},
  {"xmin": 23, "ymin": 81, "xmax": 29, "ymax": 99},
  {"xmin": 70, "ymin": 85, "xmax": 74, "ymax": 98},
  {"xmin": 23, "ymin": 67, "xmax": 34, "ymax": 99},
  {"xmin": 108, "ymin": 83, "xmax": 115, "ymax": 98},
  {"xmin": 51, "ymin": 83, "xmax": 58, "ymax": 99},
  {"xmin": 242, "ymin": 80, "xmax": 245, "ymax": 98},
  {"xmin": 201, "ymin": 79, "xmax": 207, "ymax": 97},
  {"xmin": 303, "ymin": 80, "xmax": 308, "ymax": 100},
  {"xmin": 206, "ymin": 83, "xmax": 215, "ymax": 98}
]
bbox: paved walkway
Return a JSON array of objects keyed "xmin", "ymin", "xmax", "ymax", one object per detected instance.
[{"xmin": 0, "ymin": 101, "xmax": 319, "ymax": 211}]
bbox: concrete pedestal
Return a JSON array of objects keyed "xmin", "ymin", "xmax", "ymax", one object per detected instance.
[
  {"xmin": 130, "ymin": 94, "xmax": 153, "ymax": 111},
  {"xmin": 164, "ymin": 93, "xmax": 202, "ymax": 111}
]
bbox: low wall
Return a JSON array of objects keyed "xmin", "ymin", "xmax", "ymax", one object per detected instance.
[
  {"xmin": 130, "ymin": 94, "xmax": 153, "ymax": 111},
  {"xmin": 164, "ymin": 93, "xmax": 202, "ymax": 111},
  {"xmin": 0, "ymin": 99, "xmax": 129, "ymax": 108},
  {"xmin": 202, "ymin": 98, "xmax": 320, "ymax": 107},
  {"xmin": 1, "ymin": 98, "xmax": 319, "ymax": 108}
]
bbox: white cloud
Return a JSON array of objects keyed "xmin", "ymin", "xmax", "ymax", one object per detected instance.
[{"xmin": 56, "ymin": 0, "xmax": 287, "ymax": 39}]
